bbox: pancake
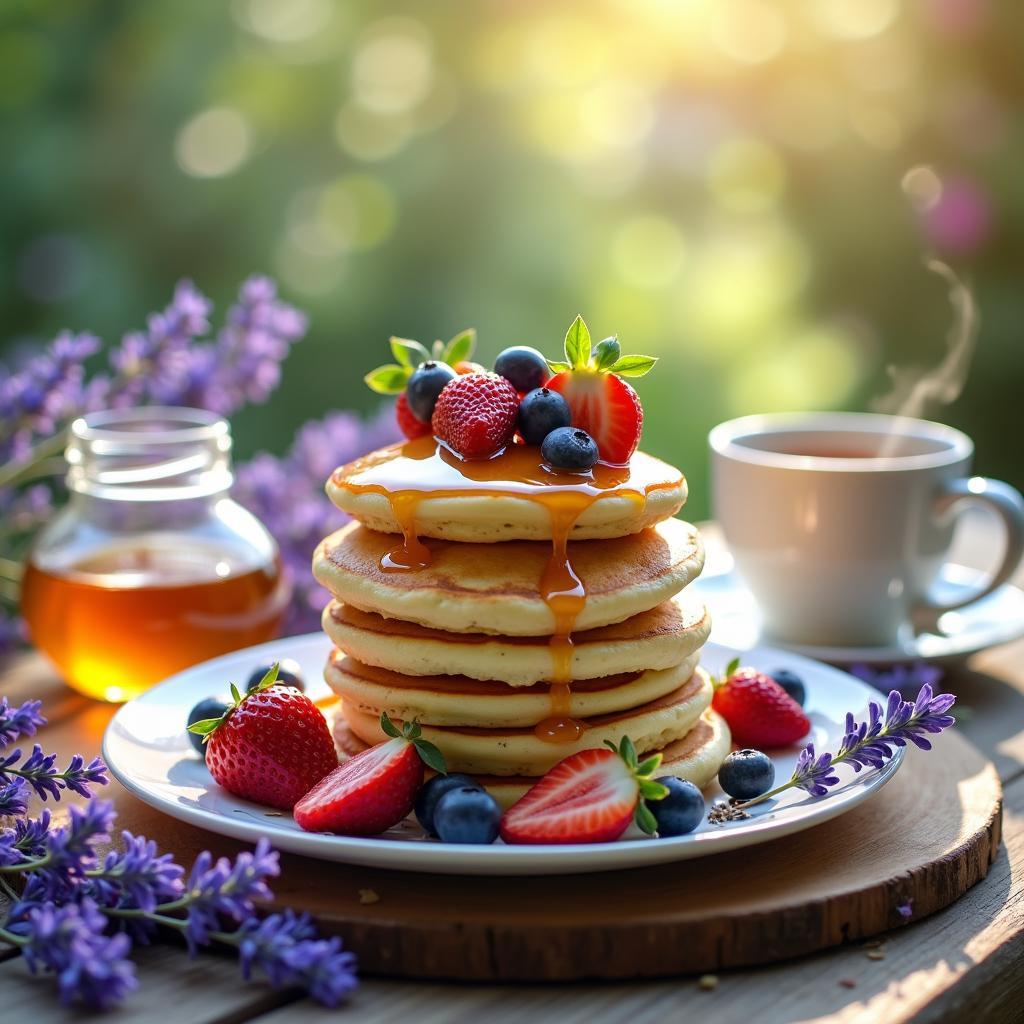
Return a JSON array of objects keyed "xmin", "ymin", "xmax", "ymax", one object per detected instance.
[
  {"xmin": 342, "ymin": 667, "xmax": 713, "ymax": 776},
  {"xmin": 331, "ymin": 708, "xmax": 731, "ymax": 810},
  {"xmin": 322, "ymin": 595, "xmax": 711, "ymax": 685},
  {"xmin": 325, "ymin": 651, "xmax": 703, "ymax": 728},
  {"xmin": 313, "ymin": 517, "xmax": 705, "ymax": 636},
  {"xmin": 327, "ymin": 438, "xmax": 686, "ymax": 543}
]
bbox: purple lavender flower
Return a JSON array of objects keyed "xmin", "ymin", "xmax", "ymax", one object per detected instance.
[
  {"xmin": 0, "ymin": 778, "xmax": 30, "ymax": 818},
  {"xmin": 233, "ymin": 406, "xmax": 399, "ymax": 635},
  {"xmin": 183, "ymin": 837, "xmax": 280, "ymax": 951},
  {"xmin": 0, "ymin": 810, "xmax": 51, "ymax": 866},
  {"xmin": 0, "ymin": 744, "xmax": 107, "ymax": 801},
  {"xmin": 0, "ymin": 696, "xmax": 46, "ymax": 748},
  {"xmin": 8, "ymin": 897, "xmax": 137, "ymax": 1010},
  {"xmin": 20, "ymin": 800, "xmax": 117, "ymax": 904},
  {"xmin": 179, "ymin": 276, "xmax": 307, "ymax": 416},
  {"xmin": 89, "ymin": 833, "xmax": 185, "ymax": 914},
  {"xmin": 896, "ymin": 899, "xmax": 914, "ymax": 920},
  {"xmin": 790, "ymin": 684, "xmax": 956, "ymax": 799},
  {"xmin": 237, "ymin": 910, "xmax": 357, "ymax": 1007}
]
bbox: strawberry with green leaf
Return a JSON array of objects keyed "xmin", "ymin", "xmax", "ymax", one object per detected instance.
[
  {"xmin": 365, "ymin": 330, "xmax": 478, "ymax": 439},
  {"xmin": 189, "ymin": 665, "xmax": 338, "ymax": 811},
  {"xmin": 500, "ymin": 736, "xmax": 669, "ymax": 844},
  {"xmin": 545, "ymin": 316, "xmax": 657, "ymax": 465},
  {"xmin": 294, "ymin": 713, "xmax": 448, "ymax": 835}
]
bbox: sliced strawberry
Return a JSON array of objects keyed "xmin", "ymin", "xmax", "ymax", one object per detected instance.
[
  {"xmin": 294, "ymin": 714, "xmax": 447, "ymax": 835},
  {"xmin": 543, "ymin": 316, "xmax": 656, "ymax": 465},
  {"xmin": 711, "ymin": 658, "xmax": 811, "ymax": 748},
  {"xmin": 396, "ymin": 392, "xmax": 431, "ymax": 440},
  {"xmin": 546, "ymin": 371, "xmax": 643, "ymax": 465},
  {"xmin": 190, "ymin": 666, "xmax": 338, "ymax": 811},
  {"xmin": 500, "ymin": 738, "xmax": 668, "ymax": 845}
]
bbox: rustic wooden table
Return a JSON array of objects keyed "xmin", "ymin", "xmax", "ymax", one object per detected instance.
[{"xmin": 2, "ymin": 518, "xmax": 1023, "ymax": 1023}]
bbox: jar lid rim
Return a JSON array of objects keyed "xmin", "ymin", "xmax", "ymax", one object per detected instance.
[{"xmin": 70, "ymin": 407, "xmax": 230, "ymax": 446}]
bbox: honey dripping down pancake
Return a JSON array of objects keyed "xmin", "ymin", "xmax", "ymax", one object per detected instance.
[{"xmin": 326, "ymin": 438, "xmax": 693, "ymax": 745}]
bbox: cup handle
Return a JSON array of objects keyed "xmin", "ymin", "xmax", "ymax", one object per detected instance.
[{"xmin": 917, "ymin": 476, "xmax": 1024, "ymax": 619}]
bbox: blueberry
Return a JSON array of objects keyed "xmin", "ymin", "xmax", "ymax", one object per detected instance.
[
  {"xmin": 414, "ymin": 773, "xmax": 482, "ymax": 836},
  {"xmin": 433, "ymin": 786, "xmax": 502, "ymax": 844},
  {"xmin": 246, "ymin": 659, "xmax": 304, "ymax": 693},
  {"xmin": 541, "ymin": 427, "xmax": 599, "ymax": 471},
  {"xmin": 187, "ymin": 697, "xmax": 227, "ymax": 756},
  {"xmin": 406, "ymin": 361, "xmax": 457, "ymax": 422},
  {"xmin": 717, "ymin": 749, "xmax": 775, "ymax": 801},
  {"xmin": 517, "ymin": 387, "xmax": 571, "ymax": 445},
  {"xmin": 772, "ymin": 669, "xmax": 806, "ymax": 707},
  {"xmin": 647, "ymin": 776, "xmax": 705, "ymax": 837},
  {"xmin": 494, "ymin": 346, "xmax": 550, "ymax": 393}
]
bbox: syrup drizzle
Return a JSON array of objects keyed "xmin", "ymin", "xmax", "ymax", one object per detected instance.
[{"xmin": 332, "ymin": 437, "xmax": 681, "ymax": 743}]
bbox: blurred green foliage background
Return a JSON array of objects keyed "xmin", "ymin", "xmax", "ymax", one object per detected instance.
[{"xmin": 1, "ymin": 0, "xmax": 1021, "ymax": 517}]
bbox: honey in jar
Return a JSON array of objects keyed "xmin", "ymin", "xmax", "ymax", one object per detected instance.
[{"xmin": 21, "ymin": 408, "xmax": 289, "ymax": 702}]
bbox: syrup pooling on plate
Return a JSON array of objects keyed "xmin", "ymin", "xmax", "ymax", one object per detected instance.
[{"xmin": 331, "ymin": 437, "xmax": 679, "ymax": 743}]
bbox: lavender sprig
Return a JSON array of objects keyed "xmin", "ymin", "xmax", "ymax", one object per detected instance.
[
  {"xmin": 2, "ymin": 898, "xmax": 137, "ymax": 1010},
  {"xmin": 737, "ymin": 684, "xmax": 957, "ymax": 809},
  {"xmin": 0, "ymin": 744, "xmax": 108, "ymax": 801},
  {"xmin": 0, "ymin": 696, "xmax": 45, "ymax": 748},
  {"xmin": 0, "ymin": 810, "xmax": 51, "ymax": 866}
]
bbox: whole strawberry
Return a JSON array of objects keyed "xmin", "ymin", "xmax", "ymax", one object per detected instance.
[
  {"xmin": 189, "ymin": 665, "xmax": 338, "ymax": 810},
  {"xmin": 396, "ymin": 392, "xmax": 431, "ymax": 440},
  {"xmin": 711, "ymin": 658, "xmax": 811, "ymax": 748},
  {"xmin": 545, "ymin": 315, "xmax": 656, "ymax": 465},
  {"xmin": 295, "ymin": 713, "xmax": 447, "ymax": 835},
  {"xmin": 432, "ymin": 372, "xmax": 519, "ymax": 458}
]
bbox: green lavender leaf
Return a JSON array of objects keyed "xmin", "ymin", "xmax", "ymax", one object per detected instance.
[
  {"xmin": 364, "ymin": 364, "xmax": 410, "ymax": 395},
  {"xmin": 607, "ymin": 354, "xmax": 657, "ymax": 378}
]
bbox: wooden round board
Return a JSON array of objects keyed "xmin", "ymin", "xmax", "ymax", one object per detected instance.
[{"xmin": 112, "ymin": 728, "xmax": 1001, "ymax": 981}]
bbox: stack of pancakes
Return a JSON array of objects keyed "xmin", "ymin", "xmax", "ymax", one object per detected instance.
[{"xmin": 312, "ymin": 441, "xmax": 730, "ymax": 807}]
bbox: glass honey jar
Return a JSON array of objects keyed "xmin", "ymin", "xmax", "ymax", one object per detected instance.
[{"xmin": 21, "ymin": 407, "xmax": 289, "ymax": 702}]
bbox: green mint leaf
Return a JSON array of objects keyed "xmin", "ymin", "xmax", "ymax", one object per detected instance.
[
  {"xmin": 639, "ymin": 779, "xmax": 670, "ymax": 801},
  {"xmin": 443, "ymin": 328, "xmax": 476, "ymax": 366},
  {"xmin": 607, "ymin": 354, "xmax": 657, "ymax": 378},
  {"xmin": 593, "ymin": 337, "xmax": 621, "ymax": 371},
  {"xmin": 636, "ymin": 754, "xmax": 663, "ymax": 778},
  {"xmin": 635, "ymin": 801, "xmax": 659, "ymax": 835},
  {"xmin": 379, "ymin": 712, "xmax": 402, "ymax": 739},
  {"xmin": 725, "ymin": 656, "xmax": 741, "ymax": 679},
  {"xmin": 365, "ymin": 364, "xmax": 410, "ymax": 395},
  {"xmin": 546, "ymin": 360, "xmax": 571, "ymax": 374},
  {"xmin": 564, "ymin": 315, "xmax": 592, "ymax": 369},
  {"xmin": 390, "ymin": 337, "xmax": 431, "ymax": 369},
  {"xmin": 413, "ymin": 739, "xmax": 448, "ymax": 775},
  {"xmin": 187, "ymin": 717, "xmax": 223, "ymax": 738}
]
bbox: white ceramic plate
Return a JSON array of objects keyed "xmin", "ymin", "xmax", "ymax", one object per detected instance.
[
  {"xmin": 693, "ymin": 562, "xmax": 1024, "ymax": 665},
  {"xmin": 103, "ymin": 634, "xmax": 903, "ymax": 876}
]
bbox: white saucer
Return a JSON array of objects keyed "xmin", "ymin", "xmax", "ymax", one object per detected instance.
[
  {"xmin": 692, "ymin": 561, "xmax": 1024, "ymax": 665},
  {"xmin": 103, "ymin": 634, "xmax": 901, "ymax": 876}
]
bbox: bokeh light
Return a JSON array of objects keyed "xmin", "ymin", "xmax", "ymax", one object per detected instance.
[{"xmin": 175, "ymin": 108, "xmax": 252, "ymax": 178}]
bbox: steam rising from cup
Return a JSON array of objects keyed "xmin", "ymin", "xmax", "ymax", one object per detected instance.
[{"xmin": 872, "ymin": 259, "xmax": 978, "ymax": 456}]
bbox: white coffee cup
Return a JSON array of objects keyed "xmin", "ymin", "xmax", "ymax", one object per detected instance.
[{"xmin": 709, "ymin": 412, "xmax": 1024, "ymax": 647}]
